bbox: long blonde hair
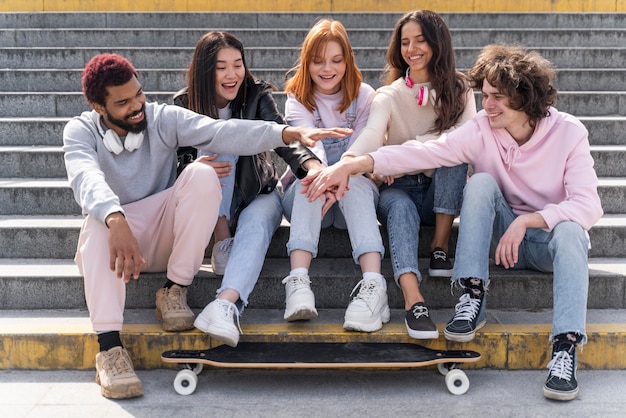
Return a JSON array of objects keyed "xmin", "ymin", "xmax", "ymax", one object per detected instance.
[{"xmin": 285, "ymin": 18, "xmax": 362, "ymax": 114}]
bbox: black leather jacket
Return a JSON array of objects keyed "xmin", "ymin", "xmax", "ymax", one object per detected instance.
[{"xmin": 173, "ymin": 78, "xmax": 319, "ymax": 210}]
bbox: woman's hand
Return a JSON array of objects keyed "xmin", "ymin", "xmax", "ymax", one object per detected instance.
[{"xmin": 282, "ymin": 126, "xmax": 353, "ymax": 147}]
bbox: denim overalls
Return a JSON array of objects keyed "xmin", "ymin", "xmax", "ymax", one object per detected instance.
[{"xmin": 283, "ymin": 100, "xmax": 385, "ymax": 263}]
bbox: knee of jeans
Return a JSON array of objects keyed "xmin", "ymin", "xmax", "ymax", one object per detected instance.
[
  {"xmin": 463, "ymin": 173, "xmax": 499, "ymax": 201},
  {"xmin": 550, "ymin": 221, "xmax": 588, "ymax": 250},
  {"xmin": 466, "ymin": 172, "xmax": 496, "ymax": 189}
]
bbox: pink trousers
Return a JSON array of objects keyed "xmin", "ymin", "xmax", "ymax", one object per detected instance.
[{"xmin": 74, "ymin": 163, "xmax": 221, "ymax": 332}]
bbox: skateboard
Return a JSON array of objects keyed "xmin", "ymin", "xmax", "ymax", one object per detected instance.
[{"xmin": 162, "ymin": 342, "xmax": 481, "ymax": 396}]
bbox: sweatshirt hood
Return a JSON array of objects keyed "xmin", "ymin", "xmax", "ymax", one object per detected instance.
[{"xmin": 478, "ymin": 107, "xmax": 559, "ymax": 171}]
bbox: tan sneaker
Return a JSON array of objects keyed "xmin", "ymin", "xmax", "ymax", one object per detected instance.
[
  {"xmin": 155, "ymin": 285, "xmax": 195, "ymax": 331},
  {"xmin": 95, "ymin": 346, "xmax": 143, "ymax": 399}
]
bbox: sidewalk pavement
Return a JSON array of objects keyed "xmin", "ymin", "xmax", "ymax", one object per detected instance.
[{"xmin": 3, "ymin": 368, "xmax": 626, "ymax": 417}]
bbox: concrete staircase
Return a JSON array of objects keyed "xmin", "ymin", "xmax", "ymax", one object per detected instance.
[{"xmin": 1, "ymin": 12, "xmax": 626, "ymax": 371}]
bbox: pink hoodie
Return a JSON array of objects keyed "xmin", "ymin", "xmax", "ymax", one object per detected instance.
[{"xmin": 370, "ymin": 108, "xmax": 603, "ymax": 231}]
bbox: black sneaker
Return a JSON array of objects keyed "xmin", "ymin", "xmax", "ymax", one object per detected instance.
[
  {"xmin": 543, "ymin": 333, "xmax": 581, "ymax": 401},
  {"xmin": 444, "ymin": 278, "xmax": 487, "ymax": 342},
  {"xmin": 428, "ymin": 248, "xmax": 453, "ymax": 277},
  {"xmin": 405, "ymin": 302, "xmax": 439, "ymax": 339}
]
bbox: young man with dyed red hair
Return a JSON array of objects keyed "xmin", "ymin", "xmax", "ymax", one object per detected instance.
[{"xmin": 64, "ymin": 53, "xmax": 349, "ymax": 399}]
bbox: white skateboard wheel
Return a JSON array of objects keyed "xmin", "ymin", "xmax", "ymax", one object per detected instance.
[
  {"xmin": 174, "ymin": 369, "xmax": 198, "ymax": 395},
  {"xmin": 445, "ymin": 369, "xmax": 470, "ymax": 395}
]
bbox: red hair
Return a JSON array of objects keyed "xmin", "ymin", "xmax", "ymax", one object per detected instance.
[
  {"xmin": 284, "ymin": 19, "xmax": 362, "ymax": 114},
  {"xmin": 81, "ymin": 53, "xmax": 138, "ymax": 106}
]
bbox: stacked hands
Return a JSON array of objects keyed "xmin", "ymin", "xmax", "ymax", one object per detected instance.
[{"xmin": 300, "ymin": 155, "xmax": 382, "ymax": 217}]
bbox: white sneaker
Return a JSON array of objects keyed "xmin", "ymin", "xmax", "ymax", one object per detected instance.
[
  {"xmin": 194, "ymin": 299, "xmax": 241, "ymax": 347},
  {"xmin": 282, "ymin": 274, "xmax": 318, "ymax": 321},
  {"xmin": 343, "ymin": 277, "xmax": 390, "ymax": 332},
  {"xmin": 211, "ymin": 237, "xmax": 234, "ymax": 275}
]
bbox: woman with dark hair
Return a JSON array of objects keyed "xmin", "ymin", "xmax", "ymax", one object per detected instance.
[
  {"xmin": 306, "ymin": 10, "xmax": 476, "ymax": 339},
  {"xmin": 174, "ymin": 31, "xmax": 323, "ymax": 347}
]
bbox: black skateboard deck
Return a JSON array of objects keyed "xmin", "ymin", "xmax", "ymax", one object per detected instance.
[{"xmin": 162, "ymin": 342, "xmax": 481, "ymax": 395}]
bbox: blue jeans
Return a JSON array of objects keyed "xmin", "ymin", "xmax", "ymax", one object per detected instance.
[
  {"xmin": 197, "ymin": 151, "xmax": 238, "ymax": 220},
  {"xmin": 282, "ymin": 174, "xmax": 384, "ymax": 263},
  {"xmin": 377, "ymin": 164, "xmax": 467, "ymax": 284},
  {"xmin": 216, "ymin": 188, "xmax": 283, "ymax": 311},
  {"xmin": 453, "ymin": 172, "xmax": 589, "ymax": 341}
]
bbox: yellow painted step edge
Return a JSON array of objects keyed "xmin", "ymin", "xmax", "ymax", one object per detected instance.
[
  {"xmin": 2, "ymin": 0, "xmax": 625, "ymax": 13},
  {"xmin": 2, "ymin": 323, "xmax": 626, "ymax": 370}
]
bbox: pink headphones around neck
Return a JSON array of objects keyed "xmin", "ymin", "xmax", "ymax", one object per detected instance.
[{"xmin": 405, "ymin": 67, "xmax": 432, "ymax": 107}]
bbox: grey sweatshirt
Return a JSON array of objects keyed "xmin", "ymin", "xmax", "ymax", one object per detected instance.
[{"xmin": 63, "ymin": 102, "xmax": 286, "ymax": 223}]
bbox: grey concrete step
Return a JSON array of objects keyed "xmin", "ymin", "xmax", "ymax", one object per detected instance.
[
  {"xmin": 1, "ymin": 174, "xmax": 625, "ymax": 215},
  {"xmin": 2, "ymin": 144, "xmax": 625, "ymax": 179},
  {"xmin": 3, "ymin": 47, "xmax": 623, "ymax": 70},
  {"xmin": 0, "ymin": 214, "xmax": 624, "ymax": 259},
  {"xmin": 2, "ymin": 68, "xmax": 623, "ymax": 92},
  {"xmin": 1, "ymin": 12, "xmax": 624, "ymax": 30},
  {"xmin": 1, "ymin": 91, "xmax": 624, "ymax": 118},
  {"xmin": 0, "ymin": 256, "xmax": 624, "ymax": 310},
  {"xmin": 2, "ymin": 28, "xmax": 624, "ymax": 48},
  {"xmin": 0, "ymin": 146, "xmax": 66, "ymax": 178},
  {"xmin": 2, "ymin": 116, "xmax": 624, "ymax": 147}
]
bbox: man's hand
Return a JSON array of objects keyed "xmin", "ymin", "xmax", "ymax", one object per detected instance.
[
  {"xmin": 495, "ymin": 212, "xmax": 547, "ymax": 269},
  {"xmin": 282, "ymin": 126, "xmax": 352, "ymax": 147},
  {"xmin": 195, "ymin": 154, "xmax": 233, "ymax": 179},
  {"xmin": 105, "ymin": 212, "xmax": 145, "ymax": 283}
]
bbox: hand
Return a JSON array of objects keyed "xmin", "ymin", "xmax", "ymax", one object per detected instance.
[
  {"xmin": 494, "ymin": 217, "xmax": 526, "ymax": 269},
  {"xmin": 366, "ymin": 173, "xmax": 394, "ymax": 187},
  {"xmin": 321, "ymin": 190, "xmax": 338, "ymax": 217},
  {"xmin": 301, "ymin": 160, "xmax": 352, "ymax": 202},
  {"xmin": 106, "ymin": 213, "xmax": 145, "ymax": 283},
  {"xmin": 194, "ymin": 154, "xmax": 233, "ymax": 181},
  {"xmin": 282, "ymin": 126, "xmax": 352, "ymax": 148}
]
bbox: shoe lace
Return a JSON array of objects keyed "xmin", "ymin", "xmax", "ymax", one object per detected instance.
[
  {"xmin": 410, "ymin": 304, "xmax": 429, "ymax": 319},
  {"xmin": 350, "ymin": 278, "xmax": 380, "ymax": 306},
  {"xmin": 163, "ymin": 287, "xmax": 186, "ymax": 311},
  {"xmin": 452, "ymin": 293, "xmax": 481, "ymax": 321},
  {"xmin": 432, "ymin": 250, "xmax": 447, "ymax": 261},
  {"xmin": 282, "ymin": 274, "xmax": 311, "ymax": 290},
  {"xmin": 217, "ymin": 237, "xmax": 234, "ymax": 253},
  {"xmin": 107, "ymin": 349, "xmax": 133, "ymax": 377},
  {"xmin": 216, "ymin": 299, "xmax": 242, "ymax": 334},
  {"xmin": 547, "ymin": 349, "xmax": 574, "ymax": 381}
]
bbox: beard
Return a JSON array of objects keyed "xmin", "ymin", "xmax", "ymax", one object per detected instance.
[{"xmin": 105, "ymin": 104, "xmax": 148, "ymax": 134}]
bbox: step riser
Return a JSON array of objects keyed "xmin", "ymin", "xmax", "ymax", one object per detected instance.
[
  {"xmin": 1, "ymin": 146, "xmax": 624, "ymax": 177},
  {"xmin": 2, "ymin": 69, "xmax": 623, "ymax": 92},
  {"xmin": 3, "ymin": 324, "xmax": 625, "ymax": 370},
  {"xmin": 1, "ymin": 92, "xmax": 624, "ymax": 117},
  {"xmin": 1, "ymin": 263, "xmax": 624, "ymax": 310},
  {"xmin": 2, "ymin": 118, "xmax": 624, "ymax": 146},
  {"xmin": 1, "ymin": 12, "xmax": 625, "ymax": 30},
  {"xmin": 0, "ymin": 221, "xmax": 623, "ymax": 258},
  {"xmin": 4, "ymin": 47, "xmax": 623, "ymax": 70},
  {"xmin": 2, "ymin": 29, "xmax": 624, "ymax": 48}
]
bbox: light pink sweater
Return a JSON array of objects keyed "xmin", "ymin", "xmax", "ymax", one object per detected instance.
[{"xmin": 371, "ymin": 108, "xmax": 603, "ymax": 231}]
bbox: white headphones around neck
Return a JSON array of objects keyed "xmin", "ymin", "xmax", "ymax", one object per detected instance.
[
  {"xmin": 405, "ymin": 67, "xmax": 437, "ymax": 107},
  {"xmin": 102, "ymin": 129, "xmax": 144, "ymax": 154}
]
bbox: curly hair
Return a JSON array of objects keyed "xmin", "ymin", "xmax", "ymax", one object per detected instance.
[
  {"xmin": 383, "ymin": 10, "xmax": 469, "ymax": 134},
  {"xmin": 186, "ymin": 31, "xmax": 255, "ymax": 118},
  {"xmin": 284, "ymin": 18, "xmax": 362, "ymax": 114},
  {"xmin": 468, "ymin": 44, "xmax": 558, "ymax": 128},
  {"xmin": 81, "ymin": 53, "xmax": 138, "ymax": 106}
]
